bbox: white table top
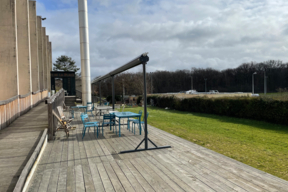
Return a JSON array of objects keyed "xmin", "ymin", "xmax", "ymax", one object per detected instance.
[{"xmin": 96, "ymin": 106, "xmax": 112, "ymax": 110}]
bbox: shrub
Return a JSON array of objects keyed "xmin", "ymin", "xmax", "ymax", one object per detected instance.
[
  {"xmin": 137, "ymin": 96, "xmax": 142, "ymax": 104},
  {"xmin": 147, "ymin": 95, "xmax": 288, "ymax": 126}
]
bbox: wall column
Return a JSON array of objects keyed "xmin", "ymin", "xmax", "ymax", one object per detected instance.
[
  {"xmin": 29, "ymin": 1, "xmax": 39, "ymax": 93},
  {"xmin": 17, "ymin": 0, "xmax": 32, "ymax": 96},
  {"xmin": 47, "ymin": 36, "xmax": 51, "ymax": 92},
  {"xmin": 17, "ymin": 0, "xmax": 32, "ymax": 113},
  {"xmin": 42, "ymin": 27, "xmax": 47, "ymax": 90},
  {"xmin": 37, "ymin": 16, "xmax": 43, "ymax": 91},
  {"xmin": 0, "ymin": 0, "xmax": 19, "ymax": 101},
  {"xmin": 49, "ymin": 42, "xmax": 52, "ymax": 90}
]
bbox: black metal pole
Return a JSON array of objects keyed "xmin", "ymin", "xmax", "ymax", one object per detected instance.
[
  {"xmin": 99, "ymin": 81, "xmax": 102, "ymax": 105},
  {"xmin": 143, "ymin": 63, "xmax": 148, "ymax": 150},
  {"xmin": 112, "ymin": 76, "xmax": 115, "ymax": 110}
]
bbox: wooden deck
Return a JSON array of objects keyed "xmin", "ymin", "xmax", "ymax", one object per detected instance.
[
  {"xmin": 0, "ymin": 102, "xmax": 47, "ymax": 192},
  {"xmin": 27, "ymin": 111, "xmax": 288, "ymax": 192}
]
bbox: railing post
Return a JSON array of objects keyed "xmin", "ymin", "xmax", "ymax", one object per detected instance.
[
  {"xmin": 46, "ymin": 88, "xmax": 65, "ymax": 140},
  {"xmin": 48, "ymin": 102, "xmax": 53, "ymax": 140}
]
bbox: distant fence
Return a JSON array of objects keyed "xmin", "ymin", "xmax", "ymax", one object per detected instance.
[
  {"xmin": 46, "ymin": 88, "xmax": 65, "ymax": 140},
  {"xmin": 0, "ymin": 90, "xmax": 48, "ymax": 130}
]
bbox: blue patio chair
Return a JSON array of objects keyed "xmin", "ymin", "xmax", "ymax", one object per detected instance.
[
  {"xmin": 86, "ymin": 102, "xmax": 95, "ymax": 117},
  {"xmin": 127, "ymin": 110, "xmax": 142, "ymax": 131},
  {"xmin": 132, "ymin": 112, "xmax": 149, "ymax": 135},
  {"xmin": 104, "ymin": 102, "xmax": 109, "ymax": 106},
  {"xmin": 102, "ymin": 114, "xmax": 115, "ymax": 135},
  {"xmin": 80, "ymin": 113, "xmax": 99, "ymax": 139}
]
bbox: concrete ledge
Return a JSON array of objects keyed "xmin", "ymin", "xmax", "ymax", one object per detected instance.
[
  {"xmin": 13, "ymin": 128, "xmax": 48, "ymax": 192},
  {"xmin": 19, "ymin": 92, "xmax": 32, "ymax": 99},
  {"xmin": 0, "ymin": 95, "xmax": 19, "ymax": 106},
  {"xmin": 32, "ymin": 90, "xmax": 41, "ymax": 95}
]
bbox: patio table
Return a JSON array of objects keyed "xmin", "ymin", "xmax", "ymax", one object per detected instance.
[
  {"xmin": 110, "ymin": 112, "xmax": 141, "ymax": 137},
  {"xmin": 96, "ymin": 106, "xmax": 112, "ymax": 116}
]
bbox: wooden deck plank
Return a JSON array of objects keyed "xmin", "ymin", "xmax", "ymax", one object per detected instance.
[
  {"xmin": 197, "ymin": 148, "xmax": 288, "ymax": 190},
  {"xmin": 97, "ymin": 162, "xmax": 115, "ymax": 192},
  {"xmin": 165, "ymin": 153, "xmax": 227, "ymax": 192},
  {"xmin": 129, "ymin": 158, "xmax": 166, "ymax": 191},
  {"xmin": 170, "ymin": 151, "xmax": 245, "ymax": 192},
  {"xmin": 146, "ymin": 155, "xmax": 196, "ymax": 192},
  {"xmin": 27, "ymin": 142, "xmax": 54, "ymax": 192},
  {"xmin": 88, "ymin": 162, "xmax": 105, "ymax": 192},
  {"xmin": 75, "ymin": 164, "xmax": 85, "ymax": 192},
  {"xmin": 122, "ymin": 159, "xmax": 155, "ymax": 192},
  {"xmin": 110, "ymin": 161, "xmax": 135, "ymax": 192},
  {"xmin": 184, "ymin": 151, "xmax": 265, "ymax": 192},
  {"xmin": 76, "ymin": 124, "xmax": 96, "ymax": 192},
  {"xmin": 39, "ymin": 137, "xmax": 63, "ymax": 192},
  {"xmin": 57, "ymin": 167, "xmax": 68, "ymax": 192},
  {"xmin": 136, "ymin": 157, "xmax": 178, "ymax": 192},
  {"xmin": 67, "ymin": 135, "xmax": 75, "ymax": 167},
  {"xmin": 103, "ymin": 162, "xmax": 126, "ymax": 192},
  {"xmin": 115, "ymin": 160, "xmax": 145, "ymax": 192},
  {"xmin": 66, "ymin": 166, "xmax": 76, "ymax": 192},
  {"xmin": 192, "ymin": 149, "xmax": 280, "ymax": 191},
  {"xmin": 141, "ymin": 157, "xmax": 186, "ymax": 192},
  {"xmin": 0, "ymin": 103, "xmax": 48, "ymax": 191},
  {"xmin": 152, "ymin": 154, "xmax": 213, "ymax": 192},
  {"xmin": 47, "ymin": 135, "xmax": 65, "ymax": 192},
  {"xmin": 26, "ymin": 111, "xmax": 288, "ymax": 192}
]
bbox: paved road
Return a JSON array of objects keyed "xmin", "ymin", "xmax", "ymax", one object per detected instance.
[{"xmin": 0, "ymin": 102, "xmax": 47, "ymax": 192}]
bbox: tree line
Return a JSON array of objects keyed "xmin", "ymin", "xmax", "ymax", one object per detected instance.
[{"xmin": 92, "ymin": 60, "xmax": 288, "ymax": 96}]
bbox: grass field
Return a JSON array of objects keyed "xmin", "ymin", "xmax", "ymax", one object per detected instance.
[
  {"xmin": 124, "ymin": 106, "xmax": 288, "ymax": 181},
  {"xmin": 260, "ymin": 92, "xmax": 288, "ymax": 101}
]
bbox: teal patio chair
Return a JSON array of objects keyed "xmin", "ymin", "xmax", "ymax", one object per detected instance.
[
  {"xmin": 80, "ymin": 113, "xmax": 99, "ymax": 139},
  {"xmin": 127, "ymin": 110, "xmax": 142, "ymax": 131},
  {"xmin": 86, "ymin": 102, "xmax": 95, "ymax": 117},
  {"xmin": 132, "ymin": 112, "xmax": 149, "ymax": 135},
  {"xmin": 102, "ymin": 114, "xmax": 115, "ymax": 136}
]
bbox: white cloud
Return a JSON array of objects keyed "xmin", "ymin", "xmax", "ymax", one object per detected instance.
[{"xmin": 37, "ymin": 0, "xmax": 288, "ymax": 78}]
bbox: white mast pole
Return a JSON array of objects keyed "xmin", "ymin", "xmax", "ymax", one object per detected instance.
[{"xmin": 78, "ymin": 0, "xmax": 91, "ymax": 105}]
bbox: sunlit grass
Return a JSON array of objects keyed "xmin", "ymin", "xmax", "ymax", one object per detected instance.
[{"xmin": 124, "ymin": 106, "xmax": 288, "ymax": 180}]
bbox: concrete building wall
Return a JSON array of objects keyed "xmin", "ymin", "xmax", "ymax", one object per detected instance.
[
  {"xmin": 37, "ymin": 16, "xmax": 43, "ymax": 90},
  {"xmin": 46, "ymin": 36, "xmax": 51, "ymax": 92},
  {"xmin": 42, "ymin": 27, "xmax": 47, "ymax": 90},
  {"xmin": 0, "ymin": 0, "xmax": 19, "ymax": 100},
  {"xmin": 17, "ymin": 0, "xmax": 32, "ymax": 96},
  {"xmin": 29, "ymin": 1, "xmax": 39, "ymax": 93},
  {"xmin": 49, "ymin": 42, "xmax": 52, "ymax": 88}
]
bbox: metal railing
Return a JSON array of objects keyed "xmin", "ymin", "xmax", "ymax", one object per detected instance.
[{"xmin": 46, "ymin": 88, "xmax": 65, "ymax": 140}]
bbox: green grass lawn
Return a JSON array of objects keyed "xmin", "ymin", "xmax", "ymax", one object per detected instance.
[
  {"xmin": 260, "ymin": 92, "xmax": 288, "ymax": 101},
  {"xmin": 124, "ymin": 106, "xmax": 288, "ymax": 181}
]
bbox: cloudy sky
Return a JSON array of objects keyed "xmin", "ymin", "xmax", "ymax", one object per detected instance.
[{"xmin": 37, "ymin": 0, "xmax": 288, "ymax": 79}]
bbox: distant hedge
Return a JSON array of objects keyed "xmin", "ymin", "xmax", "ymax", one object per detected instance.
[{"xmin": 147, "ymin": 95, "xmax": 288, "ymax": 125}]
